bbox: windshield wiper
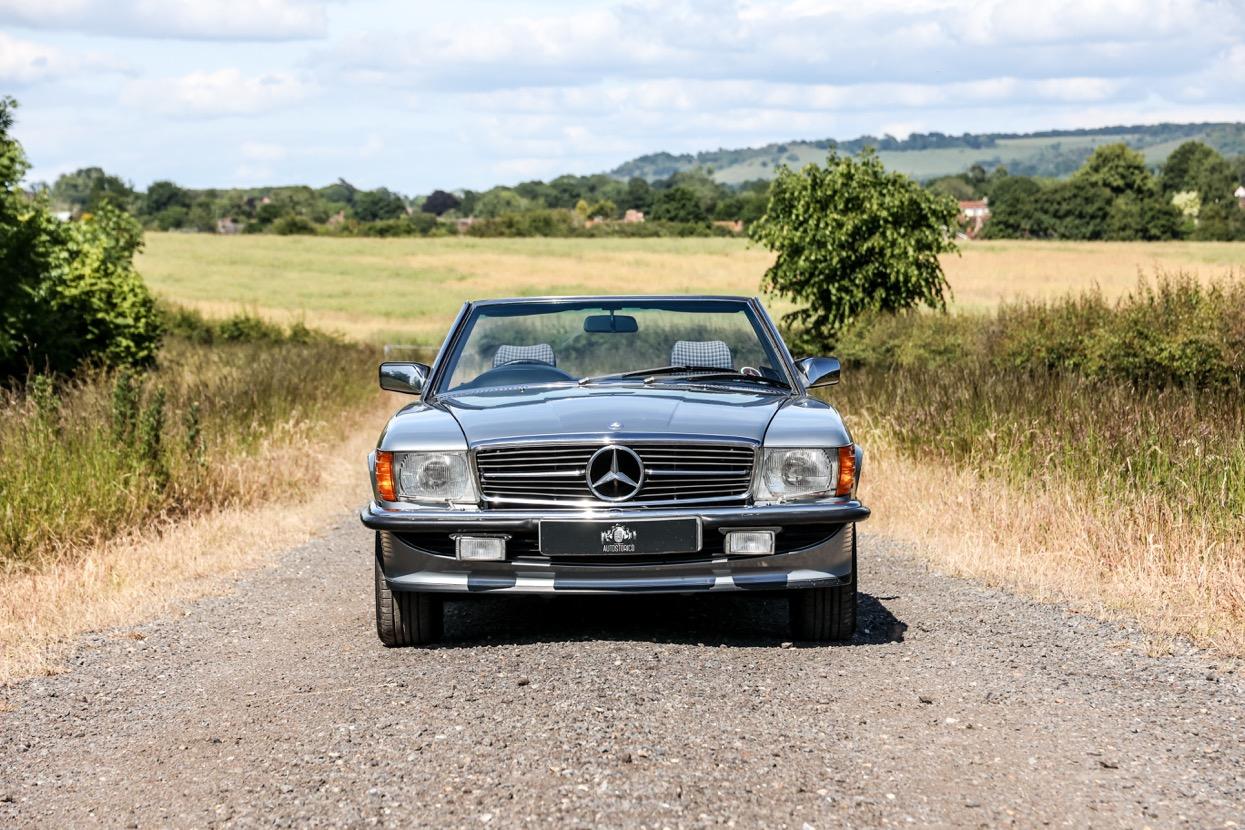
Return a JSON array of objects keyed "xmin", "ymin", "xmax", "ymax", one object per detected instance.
[
  {"xmin": 579, "ymin": 365, "xmax": 791, "ymax": 390},
  {"xmin": 578, "ymin": 365, "xmax": 728, "ymax": 385},
  {"xmin": 646, "ymin": 371, "xmax": 791, "ymax": 390}
]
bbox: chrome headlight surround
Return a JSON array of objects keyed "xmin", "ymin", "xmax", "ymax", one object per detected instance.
[
  {"xmin": 754, "ymin": 447, "xmax": 837, "ymax": 503},
  {"xmin": 394, "ymin": 451, "xmax": 478, "ymax": 504}
]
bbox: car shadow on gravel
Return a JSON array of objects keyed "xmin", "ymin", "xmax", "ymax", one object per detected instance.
[{"xmin": 434, "ymin": 592, "xmax": 905, "ymax": 648}]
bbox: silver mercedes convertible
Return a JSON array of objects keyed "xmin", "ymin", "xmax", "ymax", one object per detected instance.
[{"xmin": 360, "ymin": 296, "xmax": 868, "ymax": 645}]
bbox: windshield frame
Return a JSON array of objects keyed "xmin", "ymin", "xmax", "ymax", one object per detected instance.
[{"xmin": 424, "ymin": 296, "xmax": 799, "ymax": 400}]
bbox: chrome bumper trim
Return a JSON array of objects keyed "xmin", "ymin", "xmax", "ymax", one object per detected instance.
[{"xmin": 359, "ymin": 499, "xmax": 870, "ymax": 531}]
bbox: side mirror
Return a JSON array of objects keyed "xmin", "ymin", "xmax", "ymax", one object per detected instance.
[
  {"xmin": 796, "ymin": 356, "xmax": 841, "ymax": 388},
  {"xmin": 379, "ymin": 362, "xmax": 430, "ymax": 395}
]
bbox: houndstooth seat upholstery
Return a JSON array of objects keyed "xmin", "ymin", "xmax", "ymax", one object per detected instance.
[
  {"xmin": 671, "ymin": 340, "xmax": 732, "ymax": 370},
  {"xmin": 493, "ymin": 343, "xmax": 556, "ymax": 368}
]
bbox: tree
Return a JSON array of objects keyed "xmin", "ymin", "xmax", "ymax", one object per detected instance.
[
  {"xmin": 144, "ymin": 180, "xmax": 190, "ymax": 215},
  {"xmin": 621, "ymin": 177, "xmax": 653, "ymax": 213},
  {"xmin": 980, "ymin": 176, "xmax": 1045, "ymax": 238},
  {"xmin": 1161, "ymin": 142, "xmax": 1220, "ymax": 195},
  {"xmin": 319, "ymin": 178, "xmax": 358, "ymax": 206},
  {"xmin": 354, "ymin": 187, "xmax": 407, "ymax": 221},
  {"xmin": 587, "ymin": 199, "xmax": 617, "ymax": 219},
  {"xmin": 650, "ymin": 186, "xmax": 706, "ymax": 222},
  {"xmin": 1074, "ymin": 143, "xmax": 1154, "ymax": 198},
  {"xmin": 421, "ymin": 189, "xmax": 461, "ymax": 216},
  {"xmin": 50, "ymin": 166, "xmax": 136, "ymax": 213},
  {"xmin": 1035, "ymin": 179, "xmax": 1113, "ymax": 240},
  {"xmin": 473, "ymin": 188, "xmax": 531, "ymax": 218},
  {"xmin": 0, "ymin": 97, "xmax": 161, "ymax": 380},
  {"xmin": 749, "ymin": 150, "xmax": 959, "ymax": 347},
  {"xmin": 926, "ymin": 175, "xmax": 978, "ymax": 201}
]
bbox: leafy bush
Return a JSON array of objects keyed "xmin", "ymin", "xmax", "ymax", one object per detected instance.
[
  {"xmin": 466, "ymin": 209, "xmax": 580, "ymax": 237},
  {"xmin": 271, "ymin": 214, "xmax": 319, "ymax": 235},
  {"xmin": 159, "ymin": 305, "xmax": 334, "ymax": 346},
  {"xmin": 837, "ymin": 273, "xmax": 1245, "ymax": 391},
  {"xmin": 0, "ymin": 98, "xmax": 162, "ymax": 381}
]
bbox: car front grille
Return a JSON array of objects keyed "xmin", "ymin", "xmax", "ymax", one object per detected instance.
[{"xmin": 474, "ymin": 442, "xmax": 756, "ymax": 508}]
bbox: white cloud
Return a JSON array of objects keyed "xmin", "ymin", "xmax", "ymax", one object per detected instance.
[
  {"xmin": 0, "ymin": 32, "xmax": 69, "ymax": 84},
  {"xmin": 0, "ymin": 0, "xmax": 328, "ymax": 41},
  {"xmin": 121, "ymin": 68, "xmax": 316, "ymax": 116},
  {"xmin": 324, "ymin": 0, "xmax": 1244, "ymax": 90},
  {"xmin": 0, "ymin": 31, "xmax": 126, "ymax": 84}
]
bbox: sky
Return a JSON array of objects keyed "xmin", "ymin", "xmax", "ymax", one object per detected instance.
[{"xmin": 2, "ymin": 0, "xmax": 1244, "ymax": 194}]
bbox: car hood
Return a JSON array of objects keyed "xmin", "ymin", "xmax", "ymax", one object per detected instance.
[{"xmin": 438, "ymin": 385, "xmax": 784, "ymax": 446}]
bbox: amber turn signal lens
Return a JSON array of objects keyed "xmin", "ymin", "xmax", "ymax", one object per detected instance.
[
  {"xmin": 835, "ymin": 445, "xmax": 856, "ymax": 497},
  {"xmin": 375, "ymin": 451, "xmax": 397, "ymax": 501}
]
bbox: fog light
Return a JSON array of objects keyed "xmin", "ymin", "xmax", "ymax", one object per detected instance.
[
  {"xmin": 455, "ymin": 536, "xmax": 507, "ymax": 561},
  {"xmin": 724, "ymin": 530, "xmax": 775, "ymax": 556}
]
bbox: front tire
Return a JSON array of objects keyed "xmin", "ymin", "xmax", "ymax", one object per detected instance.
[
  {"xmin": 788, "ymin": 525, "xmax": 857, "ymax": 642},
  {"xmin": 375, "ymin": 534, "xmax": 443, "ymax": 647}
]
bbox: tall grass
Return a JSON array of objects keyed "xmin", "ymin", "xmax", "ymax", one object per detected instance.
[
  {"xmin": 833, "ymin": 274, "xmax": 1245, "ymax": 649},
  {"xmin": 0, "ymin": 316, "xmax": 378, "ymax": 565},
  {"xmin": 836, "ymin": 276, "xmax": 1245, "ymax": 526}
]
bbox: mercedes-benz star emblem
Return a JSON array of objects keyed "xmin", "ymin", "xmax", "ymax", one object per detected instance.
[{"xmin": 586, "ymin": 445, "xmax": 645, "ymax": 502}]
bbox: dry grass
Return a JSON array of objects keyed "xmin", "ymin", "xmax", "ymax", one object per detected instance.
[
  {"xmin": 860, "ymin": 436, "xmax": 1245, "ymax": 656},
  {"xmin": 137, "ymin": 234, "xmax": 1245, "ymax": 342},
  {"xmin": 946, "ymin": 239, "xmax": 1245, "ymax": 311},
  {"xmin": 0, "ymin": 393, "xmax": 394, "ymax": 684}
]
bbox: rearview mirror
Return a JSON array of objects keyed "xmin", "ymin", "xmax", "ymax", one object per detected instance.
[
  {"xmin": 379, "ymin": 362, "xmax": 430, "ymax": 395},
  {"xmin": 796, "ymin": 356, "xmax": 841, "ymax": 388},
  {"xmin": 584, "ymin": 314, "xmax": 639, "ymax": 333}
]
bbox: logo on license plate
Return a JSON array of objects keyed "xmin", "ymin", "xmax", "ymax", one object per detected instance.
[{"xmin": 600, "ymin": 523, "xmax": 637, "ymax": 553}]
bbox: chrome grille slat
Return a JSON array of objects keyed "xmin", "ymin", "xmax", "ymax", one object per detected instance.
[{"xmin": 475, "ymin": 441, "xmax": 754, "ymax": 508}]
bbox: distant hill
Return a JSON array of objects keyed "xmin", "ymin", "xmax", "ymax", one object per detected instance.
[{"xmin": 610, "ymin": 122, "xmax": 1245, "ymax": 184}]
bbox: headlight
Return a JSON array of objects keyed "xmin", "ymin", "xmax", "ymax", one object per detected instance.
[
  {"xmin": 756, "ymin": 448, "xmax": 835, "ymax": 501},
  {"xmin": 394, "ymin": 451, "xmax": 476, "ymax": 503}
]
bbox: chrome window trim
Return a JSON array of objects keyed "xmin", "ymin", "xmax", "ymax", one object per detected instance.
[{"xmin": 425, "ymin": 296, "xmax": 798, "ymax": 398}]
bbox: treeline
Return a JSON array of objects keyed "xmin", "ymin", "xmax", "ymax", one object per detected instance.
[
  {"xmin": 37, "ymin": 165, "xmax": 772, "ymax": 239},
  {"xmin": 31, "ymin": 139, "xmax": 1245, "ymax": 242},
  {"xmin": 928, "ymin": 141, "xmax": 1245, "ymax": 241}
]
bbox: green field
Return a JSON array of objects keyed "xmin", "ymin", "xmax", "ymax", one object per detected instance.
[
  {"xmin": 137, "ymin": 233, "xmax": 1245, "ymax": 343},
  {"xmin": 614, "ymin": 123, "xmax": 1245, "ymax": 184}
]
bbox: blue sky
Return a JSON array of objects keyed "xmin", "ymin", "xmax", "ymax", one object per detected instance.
[{"xmin": 2, "ymin": 0, "xmax": 1243, "ymax": 194}]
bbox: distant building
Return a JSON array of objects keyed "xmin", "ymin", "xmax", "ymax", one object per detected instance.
[
  {"xmin": 623, "ymin": 209, "xmax": 645, "ymax": 223},
  {"xmin": 1235, "ymin": 186, "xmax": 1245, "ymax": 209},
  {"xmin": 455, "ymin": 217, "xmax": 476, "ymax": 233},
  {"xmin": 958, "ymin": 198, "xmax": 990, "ymax": 237},
  {"xmin": 216, "ymin": 218, "xmax": 242, "ymax": 235}
]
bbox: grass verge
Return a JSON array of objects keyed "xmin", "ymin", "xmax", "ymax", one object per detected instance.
[
  {"xmin": 856, "ymin": 435, "xmax": 1245, "ymax": 656},
  {"xmin": 0, "ymin": 397, "xmax": 390, "ymax": 684},
  {"xmin": 836, "ymin": 276, "xmax": 1245, "ymax": 654},
  {"xmin": 0, "ymin": 314, "xmax": 394, "ymax": 682}
]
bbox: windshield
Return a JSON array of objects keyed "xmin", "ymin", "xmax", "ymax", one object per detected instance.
[{"xmin": 438, "ymin": 299, "xmax": 789, "ymax": 394}]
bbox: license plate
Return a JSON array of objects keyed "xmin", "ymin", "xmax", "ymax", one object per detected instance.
[{"xmin": 539, "ymin": 518, "xmax": 702, "ymax": 556}]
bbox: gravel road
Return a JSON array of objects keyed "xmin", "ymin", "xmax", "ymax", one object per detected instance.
[{"xmin": 2, "ymin": 516, "xmax": 1243, "ymax": 828}]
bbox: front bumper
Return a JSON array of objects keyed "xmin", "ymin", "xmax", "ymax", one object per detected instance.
[{"xmin": 362, "ymin": 500, "xmax": 869, "ymax": 595}]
